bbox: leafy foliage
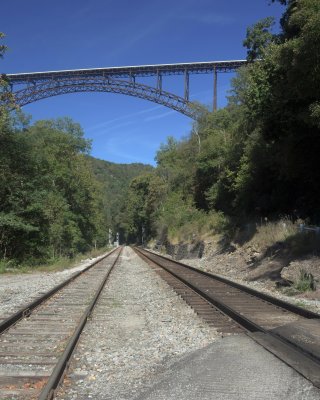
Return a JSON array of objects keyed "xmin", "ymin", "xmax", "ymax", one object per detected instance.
[
  {"xmin": 0, "ymin": 113, "xmax": 105, "ymax": 263},
  {"xmin": 294, "ymin": 270, "xmax": 316, "ymax": 292},
  {"xmin": 243, "ymin": 17, "xmax": 275, "ymax": 62},
  {"xmin": 2, "ymin": 0, "xmax": 320, "ymax": 253},
  {"xmin": 119, "ymin": 0, "xmax": 320, "ymax": 244},
  {"xmin": 87, "ymin": 157, "xmax": 153, "ymax": 238},
  {"xmin": 0, "ymin": 32, "xmax": 7, "ymax": 59},
  {"xmin": 120, "ymin": 172, "xmax": 167, "ymax": 243}
]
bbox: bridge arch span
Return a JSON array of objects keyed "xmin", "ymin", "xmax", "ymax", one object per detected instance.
[
  {"xmin": 12, "ymin": 77, "xmax": 198, "ymax": 119},
  {"xmin": 6, "ymin": 61, "xmax": 247, "ymax": 118}
]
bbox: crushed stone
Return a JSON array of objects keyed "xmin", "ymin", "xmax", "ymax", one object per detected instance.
[{"xmin": 56, "ymin": 246, "xmax": 218, "ymax": 400}]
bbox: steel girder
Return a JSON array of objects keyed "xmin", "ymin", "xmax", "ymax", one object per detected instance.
[
  {"xmin": 5, "ymin": 60, "xmax": 247, "ymax": 118},
  {"xmin": 12, "ymin": 76, "xmax": 199, "ymax": 119},
  {"xmin": 6, "ymin": 60, "xmax": 247, "ymax": 85}
]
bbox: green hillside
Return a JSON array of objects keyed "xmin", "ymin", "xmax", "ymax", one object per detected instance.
[
  {"xmin": 88, "ymin": 157, "xmax": 153, "ymax": 237},
  {"xmin": 118, "ymin": 0, "xmax": 320, "ymax": 246}
]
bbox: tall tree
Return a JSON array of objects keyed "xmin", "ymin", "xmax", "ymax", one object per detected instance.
[{"xmin": 243, "ymin": 17, "xmax": 275, "ymax": 62}]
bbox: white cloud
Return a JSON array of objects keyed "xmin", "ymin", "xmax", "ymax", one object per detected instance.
[
  {"xmin": 87, "ymin": 104, "xmax": 164, "ymax": 132},
  {"xmin": 144, "ymin": 109, "xmax": 175, "ymax": 122}
]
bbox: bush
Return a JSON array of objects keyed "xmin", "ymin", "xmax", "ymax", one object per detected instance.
[
  {"xmin": 294, "ymin": 270, "xmax": 316, "ymax": 292},
  {"xmin": 156, "ymin": 192, "xmax": 229, "ymax": 243}
]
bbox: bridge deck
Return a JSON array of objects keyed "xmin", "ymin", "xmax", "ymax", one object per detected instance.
[{"xmin": 5, "ymin": 60, "xmax": 246, "ymax": 84}]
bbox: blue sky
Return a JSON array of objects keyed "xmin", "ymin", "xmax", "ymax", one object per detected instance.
[{"xmin": 1, "ymin": 0, "xmax": 284, "ymax": 165}]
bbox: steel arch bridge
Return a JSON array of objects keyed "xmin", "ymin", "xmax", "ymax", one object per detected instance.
[{"xmin": 4, "ymin": 60, "xmax": 246, "ymax": 120}]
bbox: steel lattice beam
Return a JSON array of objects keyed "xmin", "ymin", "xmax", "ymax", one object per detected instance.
[
  {"xmin": 12, "ymin": 77, "xmax": 199, "ymax": 119},
  {"xmin": 3, "ymin": 60, "xmax": 247, "ymax": 119},
  {"xmin": 5, "ymin": 60, "xmax": 247, "ymax": 85}
]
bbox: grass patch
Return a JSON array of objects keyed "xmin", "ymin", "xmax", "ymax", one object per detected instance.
[
  {"xmin": 0, "ymin": 246, "xmax": 112, "ymax": 274},
  {"xmin": 0, "ymin": 260, "xmax": 8, "ymax": 273},
  {"xmin": 294, "ymin": 270, "xmax": 316, "ymax": 292},
  {"xmin": 0, "ymin": 259, "xmax": 19, "ymax": 273},
  {"xmin": 245, "ymin": 218, "xmax": 297, "ymax": 253},
  {"xmin": 239, "ymin": 218, "xmax": 320, "ymax": 261}
]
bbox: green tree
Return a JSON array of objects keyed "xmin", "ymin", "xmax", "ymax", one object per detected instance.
[
  {"xmin": 0, "ymin": 33, "xmax": 16, "ymax": 114},
  {"xmin": 243, "ymin": 17, "xmax": 275, "ymax": 62},
  {"xmin": 155, "ymin": 136, "xmax": 198, "ymax": 200},
  {"xmin": 123, "ymin": 173, "xmax": 167, "ymax": 243},
  {"xmin": 0, "ymin": 113, "xmax": 107, "ymax": 262},
  {"xmin": 0, "ymin": 32, "xmax": 7, "ymax": 58}
]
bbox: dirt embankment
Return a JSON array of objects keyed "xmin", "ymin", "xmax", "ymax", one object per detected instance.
[{"xmin": 151, "ymin": 227, "xmax": 320, "ymax": 309}]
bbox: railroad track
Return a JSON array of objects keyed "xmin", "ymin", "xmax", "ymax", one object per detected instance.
[
  {"xmin": 133, "ymin": 247, "xmax": 320, "ymax": 388},
  {"xmin": 0, "ymin": 246, "xmax": 122, "ymax": 400}
]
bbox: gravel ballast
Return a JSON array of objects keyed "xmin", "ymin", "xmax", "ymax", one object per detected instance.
[
  {"xmin": 56, "ymin": 246, "xmax": 218, "ymax": 400},
  {"xmin": 177, "ymin": 256, "xmax": 320, "ymax": 314},
  {"xmin": 0, "ymin": 253, "xmax": 108, "ymax": 317},
  {"xmin": 2, "ymin": 246, "xmax": 319, "ymax": 399}
]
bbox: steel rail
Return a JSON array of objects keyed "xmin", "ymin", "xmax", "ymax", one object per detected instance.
[
  {"xmin": 134, "ymin": 247, "xmax": 320, "ymax": 387},
  {"xmin": 0, "ymin": 247, "xmax": 118, "ymax": 335},
  {"xmin": 134, "ymin": 248, "xmax": 262, "ymax": 333},
  {"xmin": 38, "ymin": 246, "xmax": 122, "ymax": 400},
  {"xmin": 136, "ymin": 248, "xmax": 320, "ymax": 320}
]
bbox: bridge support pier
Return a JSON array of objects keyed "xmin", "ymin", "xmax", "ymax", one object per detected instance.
[
  {"xmin": 156, "ymin": 71, "xmax": 162, "ymax": 92},
  {"xmin": 130, "ymin": 73, "xmax": 136, "ymax": 87},
  {"xmin": 7, "ymin": 60, "xmax": 247, "ymax": 119},
  {"xmin": 213, "ymin": 68, "xmax": 217, "ymax": 111},
  {"xmin": 184, "ymin": 70, "xmax": 189, "ymax": 102}
]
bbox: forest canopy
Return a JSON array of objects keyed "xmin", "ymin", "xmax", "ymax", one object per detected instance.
[
  {"xmin": 120, "ymin": 0, "xmax": 320, "ymax": 244},
  {"xmin": 1, "ymin": 0, "xmax": 320, "ymax": 259}
]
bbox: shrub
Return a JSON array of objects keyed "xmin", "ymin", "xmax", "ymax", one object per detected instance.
[{"xmin": 294, "ymin": 270, "xmax": 316, "ymax": 292}]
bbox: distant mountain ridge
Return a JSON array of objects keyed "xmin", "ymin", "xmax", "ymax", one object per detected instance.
[{"xmin": 87, "ymin": 156, "xmax": 154, "ymax": 232}]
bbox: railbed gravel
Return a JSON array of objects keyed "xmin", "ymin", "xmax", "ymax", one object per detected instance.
[
  {"xmin": 56, "ymin": 246, "xmax": 218, "ymax": 400},
  {"xmin": 178, "ymin": 256, "xmax": 320, "ymax": 313},
  {"xmin": 147, "ymin": 248, "xmax": 320, "ymax": 313},
  {"xmin": 0, "ymin": 253, "xmax": 107, "ymax": 317}
]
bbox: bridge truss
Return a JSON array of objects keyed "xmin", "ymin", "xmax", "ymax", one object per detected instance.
[{"xmin": 4, "ymin": 60, "xmax": 246, "ymax": 119}]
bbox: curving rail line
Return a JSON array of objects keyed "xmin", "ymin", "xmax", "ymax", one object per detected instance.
[
  {"xmin": 133, "ymin": 247, "xmax": 320, "ymax": 388},
  {"xmin": 0, "ymin": 246, "xmax": 122, "ymax": 400}
]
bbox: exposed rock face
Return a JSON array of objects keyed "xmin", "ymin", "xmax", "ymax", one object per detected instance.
[
  {"xmin": 165, "ymin": 241, "xmax": 205, "ymax": 260},
  {"xmin": 150, "ymin": 238, "xmax": 320, "ymax": 300}
]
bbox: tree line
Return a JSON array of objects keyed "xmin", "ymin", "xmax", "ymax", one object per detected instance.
[
  {"xmin": 119, "ymin": 0, "xmax": 320, "ymax": 244},
  {"xmin": 0, "ymin": 111, "xmax": 104, "ymax": 263},
  {"xmin": 1, "ymin": 0, "xmax": 319, "ymax": 260},
  {"xmin": 0, "ymin": 34, "xmax": 151, "ymax": 264}
]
